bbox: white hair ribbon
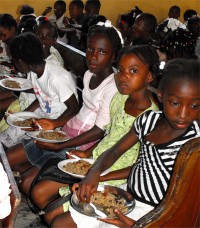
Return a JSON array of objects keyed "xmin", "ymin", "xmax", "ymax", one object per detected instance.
[
  {"xmin": 159, "ymin": 61, "xmax": 166, "ymax": 70},
  {"xmin": 96, "ymin": 20, "xmax": 124, "ymax": 45}
]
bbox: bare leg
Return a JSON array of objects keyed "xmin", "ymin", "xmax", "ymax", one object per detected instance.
[
  {"xmin": 0, "ymin": 90, "xmax": 14, "ymax": 100},
  {"xmin": 31, "ymin": 180, "xmax": 66, "ymax": 209},
  {"xmin": 0, "ymin": 97, "xmax": 17, "ymax": 113},
  {"xmin": 31, "ymin": 180, "xmax": 68, "ymax": 224},
  {"xmin": 19, "ymin": 166, "xmax": 40, "ymax": 196},
  {"xmin": 6, "ymin": 143, "xmax": 32, "ymax": 173},
  {"xmin": 51, "ymin": 211, "xmax": 77, "ymax": 228},
  {"xmin": 44, "ymin": 204, "xmax": 64, "ymax": 225}
]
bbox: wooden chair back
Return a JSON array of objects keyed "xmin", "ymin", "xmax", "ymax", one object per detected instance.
[
  {"xmin": 134, "ymin": 137, "xmax": 200, "ymax": 227},
  {"xmin": 55, "ymin": 41, "xmax": 88, "ymax": 79},
  {"xmin": 0, "ymin": 143, "xmax": 21, "ymax": 228}
]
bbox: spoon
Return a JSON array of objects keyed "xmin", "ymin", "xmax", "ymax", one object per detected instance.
[
  {"xmin": 66, "ymin": 151, "xmax": 80, "ymax": 160},
  {"xmin": 73, "ymin": 193, "xmax": 107, "ymax": 218},
  {"xmin": 83, "ymin": 202, "xmax": 107, "ymax": 218}
]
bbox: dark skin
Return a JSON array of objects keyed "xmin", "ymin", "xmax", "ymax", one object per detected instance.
[
  {"xmin": 37, "ymin": 51, "xmax": 157, "ymax": 226},
  {"xmin": 69, "ymin": 3, "xmax": 84, "ymax": 24},
  {"xmin": 10, "ymin": 58, "xmax": 80, "ymax": 121},
  {"xmin": 69, "ymin": 52, "xmax": 154, "ymax": 158},
  {"xmin": 6, "ymin": 33, "xmax": 116, "ymax": 200},
  {"xmin": 72, "ymin": 79, "xmax": 199, "ymax": 227},
  {"xmin": 5, "ymin": 57, "xmax": 79, "ymax": 169},
  {"xmin": 29, "ymin": 33, "xmax": 125, "ymax": 225},
  {"xmin": 118, "ymin": 20, "xmax": 133, "ymax": 46},
  {"xmin": 35, "ymin": 24, "xmax": 58, "ymax": 59},
  {"xmin": 42, "ymin": 2, "xmax": 66, "ymax": 20},
  {"xmin": 35, "ymin": 33, "xmax": 115, "ymax": 151},
  {"xmin": 132, "ymin": 15, "xmax": 152, "ymax": 43}
]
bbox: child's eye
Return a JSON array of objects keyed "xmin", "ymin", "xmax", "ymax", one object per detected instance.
[
  {"xmin": 117, "ymin": 68, "xmax": 122, "ymax": 73},
  {"xmin": 87, "ymin": 47, "xmax": 93, "ymax": 52},
  {"xmin": 130, "ymin": 69, "xmax": 137, "ymax": 74},
  {"xmin": 190, "ymin": 104, "xmax": 200, "ymax": 109},
  {"xmin": 99, "ymin": 50, "xmax": 106, "ymax": 55},
  {"xmin": 171, "ymin": 101, "xmax": 180, "ymax": 106},
  {"xmin": 47, "ymin": 35, "xmax": 54, "ymax": 39}
]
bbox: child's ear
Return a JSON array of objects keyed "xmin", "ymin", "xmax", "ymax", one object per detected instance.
[
  {"xmin": 147, "ymin": 72, "xmax": 153, "ymax": 83},
  {"xmin": 157, "ymin": 89, "xmax": 163, "ymax": 103}
]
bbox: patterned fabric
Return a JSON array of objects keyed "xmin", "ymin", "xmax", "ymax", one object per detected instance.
[
  {"xmin": 128, "ymin": 110, "xmax": 200, "ymax": 206},
  {"xmin": 93, "ymin": 92, "xmax": 158, "ymax": 186},
  {"xmin": 60, "ymin": 94, "xmax": 158, "ymax": 212}
]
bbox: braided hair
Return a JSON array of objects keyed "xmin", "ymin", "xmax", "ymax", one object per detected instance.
[{"xmin": 159, "ymin": 28, "xmax": 198, "ymax": 60}]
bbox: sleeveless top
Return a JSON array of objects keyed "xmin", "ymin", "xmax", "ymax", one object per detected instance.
[{"xmin": 128, "ymin": 110, "xmax": 200, "ymax": 206}]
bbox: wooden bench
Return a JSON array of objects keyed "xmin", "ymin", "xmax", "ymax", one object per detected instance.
[
  {"xmin": 0, "ymin": 142, "xmax": 21, "ymax": 228},
  {"xmin": 134, "ymin": 137, "xmax": 200, "ymax": 227}
]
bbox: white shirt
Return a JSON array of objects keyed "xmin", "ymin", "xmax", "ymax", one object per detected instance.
[
  {"xmin": 28, "ymin": 61, "xmax": 78, "ymax": 119},
  {"xmin": 0, "ymin": 162, "xmax": 11, "ymax": 219},
  {"xmin": 48, "ymin": 14, "xmax": 68, "ymax": 43},
  {"xmin": 66, "ymin": 70, "xmax": 117, "ymax": 132}
]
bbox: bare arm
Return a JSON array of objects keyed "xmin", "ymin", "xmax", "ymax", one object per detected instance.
[
  {"xmin": 46, "ymin": 94, "xmax": 79, "ymax": 129},
  {"xmin": 99, "ymin": 166, "xmax": 132, "ymax": 182},
  {"xmin": 67, "ymin": 142, "xmax": 99, "ymax": 158},
  {"xmin": 73, "ymin": 126, "xmax": 138, "ymax": 202},
  {"xmin": 42, "ymin": 6, "xmax": 52, "ymax": 16}
]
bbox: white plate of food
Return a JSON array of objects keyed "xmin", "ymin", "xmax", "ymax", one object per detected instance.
[
  {"xmin": 0, "ymin": 78, "xmax": 32, "ymax": 91},
  {"xmin": 71, "ymin": 185, "xmax": 135, "ymax": 218},
  {"xmin": 6, "ymin": 112, "xmax": 42, "ymax": 129},
  {"xmin": 26, "ymin": 130, "xmax": 69, "ymax": 143},
  {"xmin": 57, "ymin": 159, "xmax": 110, "ymax": 179}
]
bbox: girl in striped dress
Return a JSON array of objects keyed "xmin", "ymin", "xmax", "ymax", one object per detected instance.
[{"xmin": 53, "ymin": 58, "xmax": 200, "ymax": 228}]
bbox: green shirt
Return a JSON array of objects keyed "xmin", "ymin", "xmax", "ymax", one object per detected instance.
[{"xmin": 93, "ymin": 92, "xmax": 158, "ymax": 186}]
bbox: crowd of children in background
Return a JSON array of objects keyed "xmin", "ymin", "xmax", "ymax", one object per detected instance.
[{"xmin": 0, "ymin": 0, "xmax": 199, "ymax": 227}]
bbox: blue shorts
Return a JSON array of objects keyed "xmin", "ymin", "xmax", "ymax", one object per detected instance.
[{"xmin": 22, "ymin": 139, "xmax": 67, "ymax": 167}]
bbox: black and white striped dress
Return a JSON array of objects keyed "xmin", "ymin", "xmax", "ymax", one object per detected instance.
[{"xmin": 128, "ymin": 110, "xmax": 200, "ymax": 206}]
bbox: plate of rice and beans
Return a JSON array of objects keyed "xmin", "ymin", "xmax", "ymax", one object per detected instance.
[
  {"xmin": 26, "ymin": 130, "xmax": 69, "ymax": 143},
  {"xmin": 57, "ymin": 159, "xmax": 110, "ymax": 178},
  {"xmin": 71, "ymin": 185, "xmax": 135, "ymax": 218},
  {"xmin": 0, "ymin": 78, "xmax": 32, "ymax": 91},
  {"xmin": 6, "ymin": 112, "xmax": 41, "ymax": 129}
]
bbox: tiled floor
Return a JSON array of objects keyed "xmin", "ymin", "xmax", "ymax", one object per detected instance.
[{"xmin": 15, "ymin": 196, "xmax": 47, "ymax": 228}]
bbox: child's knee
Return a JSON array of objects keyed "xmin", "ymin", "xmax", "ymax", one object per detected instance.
[
  {"xmin": 31, "ymin": 184, "xmax": 46, "ymax": 208},
  {"xmin": 19, "ymin": 175, "xmax": 33, "ymax": 196}
]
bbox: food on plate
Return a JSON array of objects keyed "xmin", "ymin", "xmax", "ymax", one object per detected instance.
[
  {"xmin": 13, "ymin": 118, "xmax": 34, "ymax": 127},
  {"xmin": 63, "ymin": 160, "xmax": 92, "ymax": 176},
  {"xmin": 4, "ymin": 80, "xmax": 21, "ymax": 88},
  {"xmin": 37, "ymin": 130, "xmax": 67, "ymax": 140},
  {"xmin": 90, "ymin": 189, "xmax": 128, "ymax": 218}
]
